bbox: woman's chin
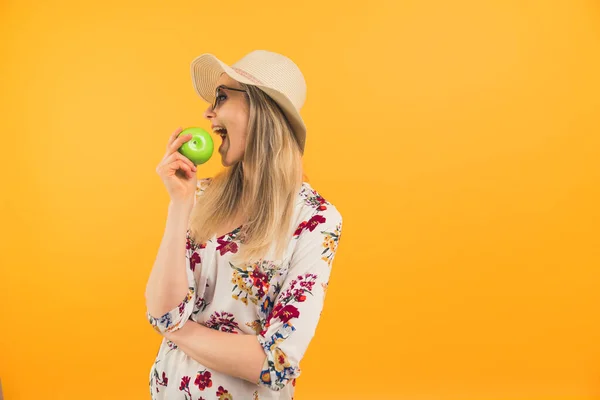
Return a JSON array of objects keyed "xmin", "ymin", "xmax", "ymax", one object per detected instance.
[
  {"xmin": 220, "ymin": 154, "xmax": 234, "ymax": 167},
  {"xmin": 219, "ymin": 146, "xmax": 244, "ymax": 167},
  {"xmin": 218, "ymin": 145, "xmax": 229, "ymax": 166}
]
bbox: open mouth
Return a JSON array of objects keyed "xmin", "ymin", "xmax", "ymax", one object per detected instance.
[{"xmin": 213, "ymin": 126, "xmax": 228, "ymax": 139}]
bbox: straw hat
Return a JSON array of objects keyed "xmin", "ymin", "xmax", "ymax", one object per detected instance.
[{"xmin": 190, "ymin": 50, "xmax": 308, "ymax": 152}]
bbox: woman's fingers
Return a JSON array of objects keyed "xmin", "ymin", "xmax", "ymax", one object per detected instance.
[
  {"xmin": 166, "ymin": 152, "xmax": 196, "ymax": 171},
  {"xmin": 157, "ymin": 128, "xmax": 197, "ymax": 180},
  {"xmin": 158, "ymin": 152, "xmax": 197, "ymax": 175},
  {"xmin": 157, "ymin": 159, "xmax": 195, "ymax": 179},
  {"xmin": 166, "ymin": 130, "xmax": 194, "ymax": 156},
  {"xmin": 172, "ymin": 160, "xmax": 195, "ymax": 179},
  {"xmin": 166, "ymin": 127, "xmax": 184, "ymax": 151}
]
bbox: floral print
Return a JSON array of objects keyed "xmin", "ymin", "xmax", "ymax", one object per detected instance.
[
  {"xmin": 178, "ymin": 370, "xmax": 214, "ymax": 400},
  {"xmin": 258, "ymin": 324, "xmax": 297, "ymax": 390},
  {"xmin": 216, "ymin": 386, "xmax": 233, "ymax": 400},
  {"xmin": 147, "ymin": 287, "xmax": 195, "ymax": 334},
  {"xmin": 193, "ymin": 295, "xmax": 209, "ymax": 315},
  {"xmin": 293, "ymin": 214, "xmax": 326, "ymax": 237},
  {"xmin": 147, "ymin": 179, "xmax": 343, "ymax": 399},
  {"xmin": 321, "ymin": 221, "xmax": 342, "ymax": 267},
  {"xmin": 261, "ymin": 273, "xmax": 317, "ymax": 335},
  {"xmin": 179, "ymin": 375, "xmax": 192, "ymax": 398},
  {"xmin": 166, "ymin": 340, "xmax": 178, "ymax": 351},
  {"xmin": 187, "ymin": 235, "xmax": 206, "ymax": 272},
  {"xmin": 254, "ymin": 273, "xmax": 321, "ymax": 390},
  {"xmin": 151, "ymin": 364, "xmax": 169, "ymax": 394},
  {"xmin": 205, "ymin": 311, "xmax": 240, "ymax": 334},
  {"xmin": 216, "ymin": 227, "xmax": 242, "ymax": 255},
  {"xmin": 230, "ymin": 260, "xmax": 280, "ymax": 306},
  {"xmin": 195, "ymin": 370, "xmax": 213, "ymax": 391},
  {"xmin": 302, "ymin": 188, "xmax": 328, "ymax": 211}
]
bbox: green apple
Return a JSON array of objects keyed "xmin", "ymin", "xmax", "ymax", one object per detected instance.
[{"xmin": 177, "ymin": 127, "xmax": 214, "ymax": 165}]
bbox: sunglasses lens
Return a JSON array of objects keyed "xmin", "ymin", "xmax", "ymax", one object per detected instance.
[{"xmin": 213, "ymin": 87, "xmax": 222, "ymax": 109}]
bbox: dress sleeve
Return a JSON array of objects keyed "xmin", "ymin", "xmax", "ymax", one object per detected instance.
[
  {"xmin": 146, "ymin": 178, "xmax": 212, "ymax": 334},
  {"xmin": 256, "ymin": 207, "xmax": 343, "ymax": 391}
]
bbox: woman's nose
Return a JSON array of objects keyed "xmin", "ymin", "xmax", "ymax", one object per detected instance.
[{"xmin": 203, "ymin": 105, "xmax": 215, "ymax": 119}]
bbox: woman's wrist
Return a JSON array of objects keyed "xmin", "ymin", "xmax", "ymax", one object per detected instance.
[{"xmin": 168, "ymin": 198, "xmax": 194, "ymax": 216}]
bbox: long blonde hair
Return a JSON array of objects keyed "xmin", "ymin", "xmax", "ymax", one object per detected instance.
[{"xmin": 188, "ymin": 83, "xmax": 305, "ymax": 263}]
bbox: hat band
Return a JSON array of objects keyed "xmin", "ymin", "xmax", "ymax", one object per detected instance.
[{"xmin": 231, "ymin": 67, "xmax": 264, "ymax": 85}]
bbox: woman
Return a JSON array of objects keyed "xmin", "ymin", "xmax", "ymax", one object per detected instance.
[{"xmin": 145, "ymin": 50, "xmax": 343, "ymax": 400}]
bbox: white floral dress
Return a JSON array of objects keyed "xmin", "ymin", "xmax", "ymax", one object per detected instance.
[{"xmin": 146, "ymin": 178, "xmax": 343, "ymax": 400}]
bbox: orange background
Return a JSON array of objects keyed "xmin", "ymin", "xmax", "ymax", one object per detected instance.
[{"xmin": 1, "ymin": 0, "xmax": 599, "ymax": 399}]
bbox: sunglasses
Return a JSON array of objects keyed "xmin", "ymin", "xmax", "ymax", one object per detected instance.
[{"xmin": 212, "ymin": 85, "xmax": 247, "ymax": 110}]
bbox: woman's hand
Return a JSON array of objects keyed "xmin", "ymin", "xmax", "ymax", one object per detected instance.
[{"xmin": 156, "ymin": 127, "xmax": 198, "ymax": 204}]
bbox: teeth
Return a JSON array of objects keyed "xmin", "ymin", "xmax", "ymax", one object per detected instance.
[{"xmin": 213, "ymin": 127, "xmax": 227, "ymax": 134}]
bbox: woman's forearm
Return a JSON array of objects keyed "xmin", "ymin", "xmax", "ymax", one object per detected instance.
[
  {"xmin": 165, "ymin": 320, "xmax": 266, "ymax": 384},
  {"xmin": 145, "ymin": 200, "xmax": 193, "ymax": 318}
]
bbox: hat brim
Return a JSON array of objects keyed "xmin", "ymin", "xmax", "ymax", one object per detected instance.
[{"xmin": 190, "ymin": 53, "xmax": 306, "ymax": 152}]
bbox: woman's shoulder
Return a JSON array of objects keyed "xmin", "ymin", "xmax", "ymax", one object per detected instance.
[
  {"xmin": 194, "ymin": 178, "xmax": 342, "ymax": 225},
  {"xmin": 295, "ymin": 181, "xmax": 343, "ymax": 226}
]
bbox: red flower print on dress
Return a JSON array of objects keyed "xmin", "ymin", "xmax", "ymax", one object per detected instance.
[
  {"xmin": 293, "ymin": 214, "xmax": 326, "ymax": 237},
  {"xmin": 260, "ymin": 273, "xmax": 318, "ymax": 335},
  {"xmin": 189, "ymin": 252, "xmax": 201, "ymax": 272},
  {"xmin": 194, "ymin": 370, "xmax": 213, "ymax": 391},
  {"xmin": 152, "ymin": 368, "xmax": 168, "ymax": 393},
  {"xmin": 286, "ymin": 274, "xmax": 317, "ymax": 302},
  {"xmin": 315, "ymin": 196, "xmax": 328, "ymax": 210},
  {"xmin": 216, "ymin": 385, "xmax": 233, "ymax": 400},
  {"xmin": 217, "ymin": 237, "xmax": 239, "ymax": 256},
  {"xmin": 179, "ymin": 376, "xmax": 192, "ymax": 397},
  {"xmin": 186, "ymin": 231, "xmax": 207, "ymax": 251},
  {"xmin": 186, "ymin": 231, "xmax": 206, "ymax": 271},
  {"xmin": 303, "ymin": 188, "xmax": 329, "ymax": 211},
  {"xmin": 205, "ymin": 311, "xmax": 240, "ymax": 333},
  {"xmin": 230, "ymin": 260, "xmax": 279, "ymax": 306},
  {"xmin": 293, "ymin": 221, "xmax": 307, "ymax": 237},
  {"xmin": 276, "ymin": 304, "xmax": 300, "ymax": 323}
]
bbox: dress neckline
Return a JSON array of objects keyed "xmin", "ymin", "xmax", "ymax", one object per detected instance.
[
  {"xmin": 209, "ymin": 181, "xmax": 311, "ymax": 242},
  {"xmin": 213, "ymin": 225, "xmax": 243, "ymax": 241}
]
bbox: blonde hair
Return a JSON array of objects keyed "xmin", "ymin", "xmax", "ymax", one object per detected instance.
[{"xmin": 188, "ymin": 83, "xmax": 306, "ymax": 263}]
